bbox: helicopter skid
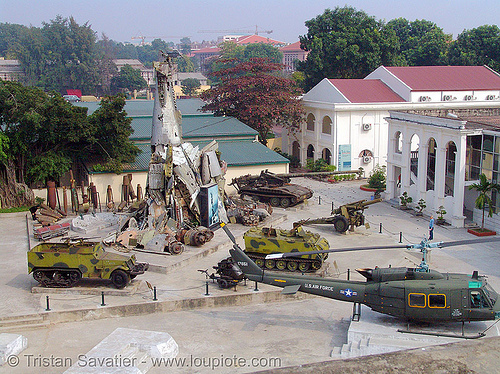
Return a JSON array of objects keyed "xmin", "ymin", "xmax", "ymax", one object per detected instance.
[{"xmin": 397, "ymin": 328, "xmax": 486, "ymax": 340}]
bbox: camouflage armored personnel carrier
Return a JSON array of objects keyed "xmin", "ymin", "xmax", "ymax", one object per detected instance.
[
  {"xmin": 243, "ymin": 226, "xmax": 329, "ymax": 272},
  {"xmin": 27, "ymin": 239, "xmax": 149, "ymax": 289}
]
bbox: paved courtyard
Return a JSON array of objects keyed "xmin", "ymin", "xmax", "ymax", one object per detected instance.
[{"xmin": 1, "ymin": 178, "xmax": 499, "ymax": 373}]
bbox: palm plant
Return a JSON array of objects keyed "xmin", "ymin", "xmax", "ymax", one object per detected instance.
[{"xmin": 468, "ymin": 173, "xmax": 500, "ymax": 230}]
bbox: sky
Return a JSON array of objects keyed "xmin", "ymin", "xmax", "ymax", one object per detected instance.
[{"xmin": 1, "ymin": 0, "xmax": 499, "ymax": 45}]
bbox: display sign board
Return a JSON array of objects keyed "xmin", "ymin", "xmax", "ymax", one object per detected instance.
[
  {"xmin": 199, "ymin": 183, "xmax": 220, "ymax": 229},
  {"xmin": 338, "ymin": 144, "xmax": 352, "ymax": 171}
]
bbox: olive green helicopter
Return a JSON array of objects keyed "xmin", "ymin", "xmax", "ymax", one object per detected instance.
[{"xmin": 220, "ymin": 223, "xmax": 500, "ymax": 337}]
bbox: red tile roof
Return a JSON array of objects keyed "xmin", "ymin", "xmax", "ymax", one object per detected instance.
[
  {"xmin": 384, "ymin": 66, "xmax": 500, "ymax": 91},
  {"xmin": 328, "ymin": 79, "xmax": 404, "ymax": 103},
  {"xmin": 191, "ymin": 47, "xmax": 221, "ymax": 55},
  {"xmin": 280, "ymin": 41, "xmax": 304, "ymax": 52},
  {"xmin": 236, "ymin": 35, "xmax": 285, "ymax": 46}
]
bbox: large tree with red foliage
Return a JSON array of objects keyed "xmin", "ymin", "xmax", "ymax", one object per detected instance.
[{"xmin": 201, "ymin": 58, "xmax": 304, "ymax": 144}]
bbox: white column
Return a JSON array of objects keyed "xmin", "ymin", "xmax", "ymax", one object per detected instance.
[
  {"xmin": 385, "ymin": 136, "xmax": 396, "ymax": 200},
  {"xmin": 451, "ymin": 135, "xmax": 467, "ymax": 227},
  {"xmin": 434, "ymin": 146, "xmax": 447, "ymax": 212},
  {"xmin": 417, "ymin": 142, "xmax": 428, "ymax": 199},
  {"xmin": 400, "ymin": 140, "xmax": 412, "ymax": 194}
]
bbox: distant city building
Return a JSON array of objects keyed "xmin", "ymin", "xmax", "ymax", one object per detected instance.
[
  {"xmin": 113, "ymin": 59, "xmax": 154, "ymax": 86},
  {"xmin": 0, "ymin": 58, "xmax": 23, "ymax": 81},
  {"xmin": 280, "ymin": 41, "xmax": 308, "ymax": 72}
]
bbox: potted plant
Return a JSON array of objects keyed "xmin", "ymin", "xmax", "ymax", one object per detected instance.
[
  {"xmin": 467, "ymin": 173, "xmax": 499, "ymax": 236},
  {"xmin": 436, "ymin": 206, "xmax": 446, "ymax": 224},
  {"xmin": 399, "ymin": 192, "xmax": 413, "ymax": 210},
  {"xmin": 416, "ymin": 199, "xmax": 426, "ymax": 216}
]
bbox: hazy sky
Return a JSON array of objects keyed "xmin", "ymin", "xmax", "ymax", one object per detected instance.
[{"xmin": 1, "ymin": 0, "xmax": 499, "ymax": 44}]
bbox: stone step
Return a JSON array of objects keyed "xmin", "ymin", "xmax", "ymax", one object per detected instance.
[
  {"xmin": 0, "ymin": 322, "xmax": 50, "ymax": 333},
  {"xmin": 0, "ymin": 315, "xmax": 45, "ymax": 327}
]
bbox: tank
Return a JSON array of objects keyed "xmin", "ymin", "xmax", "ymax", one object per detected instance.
[
  {"xmin": 230, "ymin": 170, "xmax": 314, "ymax": 208},
  {"xmin": 27, "ymin": 239, "xmax": 149, "ymax": 289},
  {"xmin": 243, "ymin": 226, "xmax": 329, "ymax": 272}
]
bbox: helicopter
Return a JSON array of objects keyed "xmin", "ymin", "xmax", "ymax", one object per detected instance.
[{"xmin": 220, "ymin": 223, "xmax": 500, "ymax": 335}]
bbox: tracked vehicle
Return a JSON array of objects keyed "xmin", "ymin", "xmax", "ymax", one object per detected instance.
[
  {"xmin": 27, "ymin": 239, "xmax": 148, "ymax": 289},
  {"xmin": 243, "ymin": 226, "xmax": 329, "ymax": 272}
]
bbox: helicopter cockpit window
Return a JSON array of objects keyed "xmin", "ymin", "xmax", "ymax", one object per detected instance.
[
  {"xmin": 408, "ymin": 293, "xmax": 426, "ymax": 307},
  {"xmin": 483, "ymin": 284, "xmax": 498, "ymax": 306},
  {"xmin": 428, "ymin": 294, "xmax": 446, "ymax": 308},
  {"xmin": 470, "ymin": 290, "xmax": 490, "ymax": 308}
]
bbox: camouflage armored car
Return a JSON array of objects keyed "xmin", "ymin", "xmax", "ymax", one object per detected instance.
[
  {"xmin": 243, "ymin": 226, "xmax": 329, "ymax": 272},
  {"xmin": 27, "ymin": 239, "xmax": 148, "ymax": 288}
]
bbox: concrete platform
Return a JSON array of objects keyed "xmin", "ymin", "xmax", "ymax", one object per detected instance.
[
  {"xmin": 32, "ymin": 279, "xmax": 148, "ymax": 296},
  {"xmin": 0, "ymin": 333, "xmax": 27, "ymax": 366},
  {"xmin": 64, "ymin": 328, "xmax": 178, "ymax": 374},
  {"xmin": 332, "ymin": 305, "xmax": 499, "ymax": 358}
]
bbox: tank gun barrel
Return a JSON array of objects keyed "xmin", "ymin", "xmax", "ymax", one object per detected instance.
[{"xmin": 275, "ymin": 170, "xmax": 362, "ymax": 178}]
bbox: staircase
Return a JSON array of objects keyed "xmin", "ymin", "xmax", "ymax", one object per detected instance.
[{"xmin": 0, "ymin": 314, "xmax": 50, "ymax": 333}]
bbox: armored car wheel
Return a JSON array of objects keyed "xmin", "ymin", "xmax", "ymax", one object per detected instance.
[{"xmin": 111, "ymin": 269, "xmax": 130, "ymax": 289}]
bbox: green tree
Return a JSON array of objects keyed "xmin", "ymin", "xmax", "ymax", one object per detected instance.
[
  {"xmin": 176, "ymin": 55, "xmax": 195, "ymax": 72},
  {"xmin": 87, "ymin": 95, "xmax": 140, "ymax": 167},
  {"xmin": 201, "ymin": 58, "xmax": 304, "ymax": 144},
  {"xmin": 180, "ymin": 37, "xmax": 192, "ymax": 55},
  {"xmin": 468, "ymin": 173, "xmax": 500, "ymax": 230},
  {"xmin": 387, "ymin": 18, "xmax": 451, "ymax": 66},
  {"xmin": 298, "ymin": 6, "xmax": 400, "ymax": 90},
  {"xmin": 181, "ymin": 78, "xmax": 201, "ymax": 96},
  {"xmin": 110, "ymin": 64, "xmax": 147, "ymax": 95},
  {"xmin": 448, "ymin": 25, "xmax": 500, "ymax": 72}
]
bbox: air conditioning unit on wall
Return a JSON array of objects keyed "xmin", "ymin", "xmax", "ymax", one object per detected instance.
[
  {"xmin": 362, "ymin": 123, "xmax": 372, "ymax": 131},
  {"xmin": 443, "ymin": 95, "xmax": 456, "ymax": 101},
  {"xmin": 464, "ymin": 95, "xmax": 476, "ymax": 101},
  {"xmin": 419, "ymin": 96, "xmax": 431, "ymax": 102},
  {"xmin": 362, "ymin": 156, "xmax": 372, "ymax": 164},
  {"xmin": 486, "ymin": 95, "xmax": 499, "ymax": 101}
]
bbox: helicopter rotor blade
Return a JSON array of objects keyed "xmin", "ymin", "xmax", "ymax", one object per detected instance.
[
  {"xmin": 266, "ymin": 244, "xmax": 409, "ymax": 259},
  {"xmin": 438, "ymin": 236, "xmax": 500, "ymax": 248}
]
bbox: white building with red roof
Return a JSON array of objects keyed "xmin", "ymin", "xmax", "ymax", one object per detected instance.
[
  {"xmin": 284, "ymin": 65, "xmax": 500, "ymax": 176},
  {"xmin": 283, "ymin": 65, "xmax": 500, "ymax": 229}
]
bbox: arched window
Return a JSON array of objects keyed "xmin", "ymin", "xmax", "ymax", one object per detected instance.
[
  {"xmin": 307, "ymin": 144, "xmax": 315, "ymax": 160},
  {"xmin": 426, "ymin": 138, "xmax": 437, "ymax": 191},
  {"xmin": 410, "ymin": 134, "xmax": 420, "ymax": 185},
  {"xmin": 395, "ymin": 131, "xmax": 403, "ymax": 154},
  {"xmin": 322, "ymin": 116, "xmax": 332, "ymax": 135},
  {"xmin": 322, "ymin": 148, "xmax": 332, "ymax": 165},
  {"xmin": 306, "ymin": 113, "xmax": 315, "ymax": 131},
  {"xmin": 445, "ymin": 141, "xmax": 457, "ymax": 196}
]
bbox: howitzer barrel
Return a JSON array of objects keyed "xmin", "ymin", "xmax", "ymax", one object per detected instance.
[{"xmin": 356, "ymin": 198, "xmax": 383, "ymax": 207}]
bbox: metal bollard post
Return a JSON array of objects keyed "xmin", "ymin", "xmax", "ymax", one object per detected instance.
[
  {"xmin": 153, "ymin": 286, "xmax": 158, "ymax": 301},
  {"xmin": 399, "ymin": 232, "xmax": 403, "ymax": 243},
  {"xmin": 101, "ymin": 291, "xmax": 106, "ymax": 306},
  {"xmin": 332, "ymin": 202, "xmax": 334, "ymax": 211},
  {"xmin": 347, "ymin": 268, "xmax": 350, "ymax": 280},
  {"xmin": 379, "ymin": 223, "xmax": 382, "ymax": 233},
  {"xmin": 45, "ymin": 295, "xmax": 51, "ymax": 311},
  {"xmin": 254, "ymin": 281, "xmax": 259, "ymax": 292},
  {"xmin": 318, "ymin": 196, "xmax": 321, "ymax": 205},
  {"xmin": 205, "ymin": 281, "xmax": 210, "ymax": 296}
]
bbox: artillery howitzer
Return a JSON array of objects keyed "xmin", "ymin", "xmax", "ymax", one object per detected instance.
[
  {"xmin": 230, "ymin": 169, "xmax": 361, "ymax": 208},
  {"xmin": 294, "ymin": 198, "xmax": 382, "ymax": 233}
]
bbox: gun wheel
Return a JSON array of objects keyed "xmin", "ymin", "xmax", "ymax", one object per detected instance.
[{"xmin": 333, "ymin": 216, "xmax": 349, "ymax": 233}]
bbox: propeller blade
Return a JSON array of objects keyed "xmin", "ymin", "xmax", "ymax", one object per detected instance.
[
  {"xmin": 439, "ymin": 236, "xmax": 500, "ymax": 248},
  {"xmin": 266, "ymin": 244, "xmax": 409, "ymax": 259}
]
